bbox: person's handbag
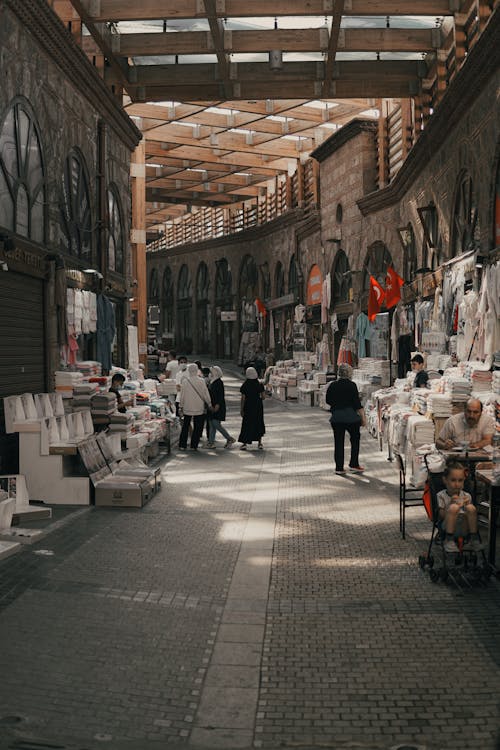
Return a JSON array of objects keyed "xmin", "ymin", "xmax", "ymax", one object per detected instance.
[{"xmin": 329, "ymin": 407, "xmax": 361, "ymax": 426}]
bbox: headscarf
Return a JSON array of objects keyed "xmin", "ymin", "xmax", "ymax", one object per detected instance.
[
  {"xmin": 246, "ymin": 366, "xmax": 258, "ymax": 380},
  {"xmin": 211, "ymin": 365, "xmax": 223, "ymax": 381},
  {"xmin": 187, "ymin": 363, "xmax": 199, "ymax": 378}
]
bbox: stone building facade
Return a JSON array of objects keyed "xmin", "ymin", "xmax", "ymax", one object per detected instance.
[
  {"xmin": 0, "ymin": 0, "xmax": 140, "ymax": 470},
  {"xmin": 147, "ymin": 18, "xmax": 499, "ymax": 363}
]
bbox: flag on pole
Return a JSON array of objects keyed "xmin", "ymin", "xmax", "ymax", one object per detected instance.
[
  {"xmin": 385, "ymin": 266, "xmax": 404, "ymax": 309},
  {"xmin": 255, "ymin": 298, "xmax": 267, "ymax": 317},
  {"xmin": 368, "ymin": 275, "xmax": 385, "ymax": 321}
]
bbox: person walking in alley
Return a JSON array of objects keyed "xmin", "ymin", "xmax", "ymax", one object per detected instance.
[
  {"xmin": 238, "ymin": 366, "xmax": 265, "ymax": 450},
  {"xmin": 326, "ymin": 363, "xmax": 366, "ymax": 474},
  {"xmin": 206, "ymin": 366, "xmax": 235, "ymax": 449},
  {"xmin": 178, "ymin": 363, "xmax": 212, "ymax": 451}
]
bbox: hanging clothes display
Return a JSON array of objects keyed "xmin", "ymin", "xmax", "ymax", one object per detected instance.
[
  {"xmin": 96, "ymin": 294, "xmax": 116, "ymax": 373},
  {"xmin": 354, "ymin": 311, "xmax": 371, "ymax": 358}
]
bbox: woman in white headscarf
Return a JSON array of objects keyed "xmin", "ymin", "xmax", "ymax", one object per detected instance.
[
  {"xmin": 179, "ymin": 363, "xmax": 212, "ymax": 451},
  {"xmin": 238, "ymin": 366, "xmax": 265, "ymax": 450},
  {"xmin": 206, "ymin": 366, "xmax": 235, "ymax": 449}
]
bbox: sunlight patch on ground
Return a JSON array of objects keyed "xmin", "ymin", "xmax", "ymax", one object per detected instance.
[{"xmin": 313, "ymin": 556, "xmax": 411, "ymax": 568}]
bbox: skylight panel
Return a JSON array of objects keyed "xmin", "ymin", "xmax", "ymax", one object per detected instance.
[{"xmin": 308, "ymin": 101, "xmax": 339, "ymax": 110}]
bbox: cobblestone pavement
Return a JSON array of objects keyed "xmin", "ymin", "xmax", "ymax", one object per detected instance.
[{"xmin": 0, "ymin": 369, "xmax": 500, "ymax": 750}]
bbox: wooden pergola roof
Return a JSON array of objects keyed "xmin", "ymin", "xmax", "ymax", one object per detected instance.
[{"xmin": 54, "ymin": 1, "xmax": 458, "ymax": 227}]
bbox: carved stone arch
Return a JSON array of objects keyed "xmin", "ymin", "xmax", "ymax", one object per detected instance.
[
  {"xmin": 148, "ymin": 267, "xmax": 159, "ymax": 304},
  {"xmin": 0, "ymin": 96, "xmax": 47, "ymax": 243},
  {"xmin": 107, "ymin": 183, "xmax": 124, "ymax": 274},
  {"xmin": 238, "ymin": 254, "xmax": 258, "ymax": 300}
]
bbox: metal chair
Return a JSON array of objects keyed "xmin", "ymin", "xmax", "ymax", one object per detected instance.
[{"xmin": 395, "ymin": 452, "xmax": 423, "ymax": 539}]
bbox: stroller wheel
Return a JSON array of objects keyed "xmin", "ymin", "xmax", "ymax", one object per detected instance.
[
  {"xmin": 440, "ymin": 569, "xmax": 449, "ymax": 583},
  {"xmin": 418, "ymin": 555, "xmax": 426, "ymax": 569},
  {"xmin": 429, "ymin": 568, "xmax": 439, "ymax": 583}
]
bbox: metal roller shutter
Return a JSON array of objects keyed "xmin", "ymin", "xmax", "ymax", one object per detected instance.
[{"xmin": 0, "ymin": 271, "xmax": 46, "ymax": 433}]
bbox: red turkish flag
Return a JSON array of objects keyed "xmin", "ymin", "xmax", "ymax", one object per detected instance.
[
  {"xmin": 255, "ymin": 297, "xmax": 267, "ymax": 317},
  {"xmin": 368, "ymin": 275, "xmax": 386, "ymax": 321},
  {"xmin": 385, "ymin": 265, "xmax": 404, "ymax": 309}
]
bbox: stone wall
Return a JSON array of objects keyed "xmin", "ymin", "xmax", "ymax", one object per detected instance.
[{"xmin": 0, "ymin": 2, "xmax": 132, "ymax": 272}]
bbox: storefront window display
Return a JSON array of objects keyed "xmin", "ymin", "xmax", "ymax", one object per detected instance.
[
  {"xmin": 107, "ymin": 184, "xmax": 124, "ymax": 274},
  {"xmin": 59, "ymin": 149, "xmax": 92, "ymax": 259},
  {"xmin": 0, "ymin": 99, "xmax": 46, "ymax": 243}
]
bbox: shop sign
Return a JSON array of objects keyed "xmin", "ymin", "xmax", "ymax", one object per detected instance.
[
  {"xmin": 1, "ymin": 244, "xmax": 47, "ymax": 279},
  {"xmin": 306, "ymin": 264, "xmax": 323, "ymax": 306},
  {"xmin": 138, "ymin": 343, "xmax": 147, "ymax": 354},
  {"xmin": 267, "ymin": 292, "xmax": 296, "ymax": 310},
  {"xmin": 220, "ymin": 310, "xmax": 237, "ymax": 321}
]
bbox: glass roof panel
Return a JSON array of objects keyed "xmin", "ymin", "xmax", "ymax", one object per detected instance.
[
  {"xmin": 282, "ymin": 52, "xmax": 324, "ymax": 62},
  {"xmin": 224, "ymin": 16, "xmax": 330, "ymax": 31},
  {"xmin": 340, "ymin": 16, "xmax": 443, "ymax": 29},
  {"xmin": 117, "ymin": 19, "xmax": 210, "ymax": 33},
  {"xmin": 230, "ymin": 53, "xmax": 269, "ymax": 63}
]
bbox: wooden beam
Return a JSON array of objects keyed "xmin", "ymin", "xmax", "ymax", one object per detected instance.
[
  {"xmin": 323, "ymin": 0, "xmax": 345, "ymax": 97},
  {"xmin": 93, "ymin": 0, "xmax": 453, "ymax": 22},
  {"xmin": 114, "ymin": 27, "xmax": 437, "ymax": 57},
  {"xmin": 203, "ymin": 0, "xmax": 232, "ymax": 98}
]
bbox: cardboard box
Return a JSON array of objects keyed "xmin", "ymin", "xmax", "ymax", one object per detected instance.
[{"xmin": 95, "ymin": 478, "xmax": 153, "ymax": 508}]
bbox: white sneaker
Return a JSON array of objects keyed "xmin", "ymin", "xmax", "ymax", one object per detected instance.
[
  {"xmin": 444, "ymin": 538, "xmax": 459, "ymax": 553},
  {"xmin": 224, "ymin": 438, "xmax": 235, "ymax": 449}
]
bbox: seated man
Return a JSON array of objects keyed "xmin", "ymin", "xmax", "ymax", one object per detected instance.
[
  {"xmin": 436, "ymin": 397, "xmax": 494, "ymax": 451},
  {"xmin": 109, "ymin": 373, "xmax": 131, "ymax": 414},
  {"xmin": 411, "ymin": 354, "xmax": 429, "ymax": 388}
]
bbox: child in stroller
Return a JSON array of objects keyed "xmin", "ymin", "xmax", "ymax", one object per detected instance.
[{"xmin": 437, "ymin": 460, "xmax": 484, "ymax": 554}]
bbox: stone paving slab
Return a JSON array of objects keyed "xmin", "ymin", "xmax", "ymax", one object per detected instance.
[{"xmin": 0, "ymin": 368, "xmax": 500, "ymax": 750}]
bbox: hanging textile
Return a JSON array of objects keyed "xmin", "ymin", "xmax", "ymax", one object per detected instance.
[
  {"xmin": 355, "ymin": 312, "xmax": 371, "ymax": 358},
  {"xmin": 96, "ymin": 294, "xmax": 116, "ymax": 373}
]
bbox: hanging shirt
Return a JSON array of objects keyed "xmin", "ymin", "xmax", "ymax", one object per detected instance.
[{"xmin": 355, "ymin": 312, "xmax": 371, "ymax": 359}]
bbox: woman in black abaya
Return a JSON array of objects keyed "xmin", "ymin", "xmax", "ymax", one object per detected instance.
[{"xmin": 238, "ymin": 366, "xmax": 265, "ymax": 450}]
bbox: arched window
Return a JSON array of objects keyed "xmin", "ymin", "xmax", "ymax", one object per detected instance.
[
  {"xmin": 288, "ymin": 254, "xmax": 299, "ymax": 299},
  {"xmin": 260, "ymin": 261, "xmax": 271, "ymax": 299},
  {"xmin": 418, "ymin": 202, "xmax": 442, "ymax": 270},
  {"xmin": 332, "ymin": 250, "xmax": 351, "ymax": 306},
  {"xmin": 239, "ymin": 255, "xmax": 258, "ymax": 299},
  {"xmin": 178, "ymin": 265, "xmax": 193, "ymax": 352},
  {"xmin": 215, "ymin": 258, "xmax": 232, "ymax": 302},
  {"xmin": 275, "ymin": 261, "xmax": 285, "ymax": 298},
  {"xmin": 400, "ymin": 223, "xmax": 417, "ymax": 283},
  {"xmin": 107, "ymin": 184, "xmax": 124, "ymax": 274},
  {"xmin": 363, "ymin": 242, "xmax": 393, "ymax": 292},
  {"xmin": 196, "ymin": 262, "xmax": 210, "ymax": 302},
  {"xmin": 60, "ymin": 149, "xmax": 92, "ymax": 258},
  {"xmin": 452, "ymin": 172, "xmax": 480, "ymax": 257},
  {"xmin": 148, "ymin": 268, "xmax": 159, "ymax": 304},
  {"xmin": 0, "ymin": 99, "xmax": 45, "ymax": 242},
  {"xmin": 162, "ymin": 267, "xmax": 174, "ymax": 334}
]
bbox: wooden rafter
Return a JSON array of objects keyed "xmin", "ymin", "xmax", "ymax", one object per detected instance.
[
  {"xmin": 203, "ymin": 0, "xmax": 232, "ymax": 99},
  {"xmin": 323, "ymin": 0, "xmax": 345, "ymax": 96}
]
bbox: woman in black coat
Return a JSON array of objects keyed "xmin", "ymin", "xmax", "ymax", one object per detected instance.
[
  {"xmin": 238, "ymin": 366, "xmax": 265, "ymax": 450},
  {"xmin": 325, "ymin": 363, "xmax": 365, "ymax": 474},
  {"xmin": 207, "ymin": 366, "xmax": 235, "ymax": 449}
]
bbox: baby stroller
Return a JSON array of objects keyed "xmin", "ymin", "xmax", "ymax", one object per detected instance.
[{"xmin": 418, "ymin": 454, "xmax": 493, "ymax": 588}]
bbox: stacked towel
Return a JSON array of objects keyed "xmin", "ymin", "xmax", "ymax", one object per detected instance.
[{"xmin": 428, "ymin": 393, "xmax": 452, "ymax": 418}]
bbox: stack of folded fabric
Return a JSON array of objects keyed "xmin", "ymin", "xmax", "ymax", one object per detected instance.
[
  {"xmin": 428, "ymin": 393, "xmax": 452, "ymax": 418},
  {"xmin": 470, "ymin": 368, "xmax": 493, "ymax": 393},
  {"xmin": 411, "ymin": 389, "xmax": 430, "ymax": 415},
  {"xmin": 72, "ymin": 382, "xmax": 99, "ymax": 411},
  {"xmin": 75, "ymin": 361, "xmax": 101, "ymax": 377},
  {"xmin": 406, "ymin": 414, "xmax": 435, "ymax": 447},
  {"xmin": 109, "ymin": 411, "xmax": 134, "ymax": 437},
  {"xmin": 91, "ymin": 392, "xmax": 117, "ymax": 425},
  {"xmin": 55, "ymin": 371, "xmax": 83, "ymax": 399},
  {"xmin": 493, "ymin": 370, "xmax": 500, "ymax": 394}
]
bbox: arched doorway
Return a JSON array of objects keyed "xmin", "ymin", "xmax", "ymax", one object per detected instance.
[
  {"xmin": 400, "ymin": 223, "xmax": 417, "ymax": 283},
  {"xmin": 196, "ymin": 262, "xmax": 211, "ymax": 354},
  {"xmin": 177, "ymin": 265, "xmax": 193, "ymax": 354},
  {"xmin": 161, "ymin": 267, "xmax": 174, "ymax": 347},
  {"xmin": 215, "ymin": 258, "xmax": 233, "ymax": 358},
  {"xmin": 59, "ymin": 148, "xmax": 93, "ymax": 260},
  {"xmin": 418, "ymin": 201, "xmax": 442, "ymax": 270},
  {"xmin": 239, "ymin": 255, "xmax": 259, "ymax": 332},
  {"xmin": 331, "ymin": 250, "xmax": 352, "ymax": 366}
]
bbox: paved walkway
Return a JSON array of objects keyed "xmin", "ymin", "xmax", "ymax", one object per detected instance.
[{"xmin": 1, "ymin": 370, "xmax": 500, "ymax": 750}]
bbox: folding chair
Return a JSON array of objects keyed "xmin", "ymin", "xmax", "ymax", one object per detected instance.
[{"xmin": 395, "ymin": 452, "xmax": 423, "ymax": 539}]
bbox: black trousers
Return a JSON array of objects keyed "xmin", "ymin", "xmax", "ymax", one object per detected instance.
[
  {"xmin": 331, "ymin": 422, "xmax": 361, "ymax": 471},
  {"xmin": 179, "ymin": 414, "xmax": 205, "ymax": 449}
]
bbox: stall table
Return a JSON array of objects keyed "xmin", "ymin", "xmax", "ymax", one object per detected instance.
[{"xmin": 475, "ymin": 469, "xmax": 500, "ymax": 565}]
